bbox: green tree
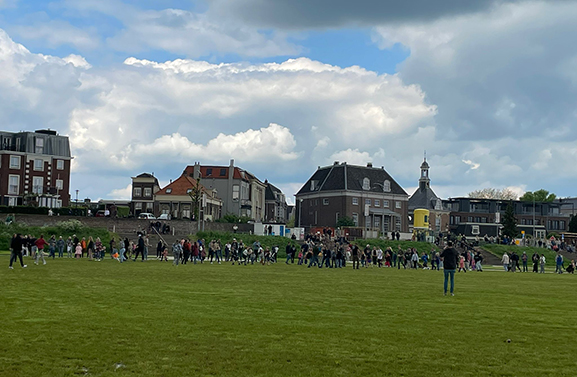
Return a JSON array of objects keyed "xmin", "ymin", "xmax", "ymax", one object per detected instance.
[
  {"xmin": 569, "ymin": 215, "xmax": 577, "ymax": 233},
  {"xmin": 519, "ymin": 189, "xmax": 556, "ymax": 202},
  {"xmin": 187, "ymin": 177, "xmax": 204, "ymax": 221},
  {"xmin": 501, "ymin": 201, "xmax": 518, "ymax": 238},
  {"xmin": 336, "ymin": 216, "xmax": 355, "ymax": 227}
]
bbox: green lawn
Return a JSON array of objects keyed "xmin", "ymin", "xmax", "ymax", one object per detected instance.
[{"xmin": 1, "ymin": 256, "xmax": 576, "ymax": 376}]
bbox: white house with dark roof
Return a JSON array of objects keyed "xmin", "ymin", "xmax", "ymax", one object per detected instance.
[{"xmin": 295, "ymin": 162, "xmax": 409, "ymax": 234}]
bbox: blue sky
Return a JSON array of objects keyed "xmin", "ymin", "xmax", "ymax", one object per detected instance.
[{"xmin": 1, "ymin": 0, "xmax": 577, "ymax": 203}]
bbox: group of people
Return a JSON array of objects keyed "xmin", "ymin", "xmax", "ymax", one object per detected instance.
[{"xmin": 501, "ymin": 251, "xmax": 576, "ymax": 274}]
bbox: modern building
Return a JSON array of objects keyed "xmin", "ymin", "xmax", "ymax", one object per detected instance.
[
  {"xmin": 264, "ymin": 180, "xmax": 288, "ymax": 223},
  {"xmin": 408, "ymin": 158, "xmax": 450, "ymax": 234},
  {"xmin": 155, "ymin": 173, "xmax": 222, "ymax": 221},
  {"xmin": 184, "ymin": 160, "xmax": 266, "ymax": 221},
  {"xmin": 445, "ymin": 197, "xmax": 569, "ymax": 238},
  {"xmin": 295, "ymin": 162, "xmax": 409, "ymax": 234},
  {"xmin": 0, "ymin": 129, "xmax": 72, "ymax": 207},
  {"xmin": 131, "ymin": 173, "xmax": 160, "ymax": 216}
]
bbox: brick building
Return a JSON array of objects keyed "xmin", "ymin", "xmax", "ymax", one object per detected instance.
[
  {"xmin": 130, "ymin": 173, "xmax": 160, "ymax": 216},
  {"xmin": 295, "ymin": 162, "xmax": 409, "ymax": 234},
  {"xmin": 0, "ymin": 129, "xmax": 71, "ymax": 207},
  {"xmin": 264, "ymin": 180, "xmax": 288, "ymax": 223}
]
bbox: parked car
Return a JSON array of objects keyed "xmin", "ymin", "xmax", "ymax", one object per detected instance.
[
  {"xmin": 158, "ymin": 213, "xmax": 171, "ymax": 220},
  {"xmin": 138, "ymin": 213, "xmax": 156, "ymax": 220},
  {"xmin": 95, "ymin": 210, "xmax": 110, "ymax": 217}
]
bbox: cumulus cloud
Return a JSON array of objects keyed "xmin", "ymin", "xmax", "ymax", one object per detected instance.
[
  {"xmin": 462, "ymin": 160, "xmax": 480, "ymax": 170},
  {"xmin": 10, "ymin": 20, "xmax": 100, "ymax": 50}
]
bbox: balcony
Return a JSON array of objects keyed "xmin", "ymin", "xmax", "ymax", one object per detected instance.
[{"xmin": 240, "ymin": 199, "xmax": 252, "ymax": 209}]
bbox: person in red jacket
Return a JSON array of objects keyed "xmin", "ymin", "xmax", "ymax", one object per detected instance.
[{"xmin": 35, "ymin": 234, "xmax": 48, "ymax": 265}]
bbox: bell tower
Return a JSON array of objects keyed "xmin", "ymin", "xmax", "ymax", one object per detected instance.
[{"xmin": 419, "ymin": 152, "xmax": 430, "ymax": 190}]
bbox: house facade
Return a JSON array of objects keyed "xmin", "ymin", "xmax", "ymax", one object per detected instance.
[
  {"xmin": 155, "ymin": 174, "xmax": 222, "ymax": 221},
  {"xmin": 295, "ymin": 162, "xmax": 409, "ymax": 234},
  {"xmin": 184, "ymin": 160, "xmax": 266, "ymax": 221},
  {"xmin": 0, "ymin": 129, "xmax": 72, "ymax": 208},
  {"xmin": 131, "ymin": 173, "xmax": 160, "ymax": 216},
  {"xmin": 264, "ymin": 180, "xmax": 288, "ymax": 223},
  {"xmin": 445, "ymin": 197, "xmax": 570, "ymax": 238}
]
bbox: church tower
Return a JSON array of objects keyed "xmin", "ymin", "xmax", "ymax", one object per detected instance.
[{"xmin": 419, "ymin": 157, "xmax": 430, "ymax": 190}]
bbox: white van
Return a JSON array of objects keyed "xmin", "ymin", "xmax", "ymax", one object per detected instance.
[{"xmin": 138, "ymin": 213, "xmax": 156, "ymax": 220}]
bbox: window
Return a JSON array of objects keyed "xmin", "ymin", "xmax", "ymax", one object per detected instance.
[
  {"xmin": 362, "ymin": 177, "xmax": 370, "ymax": 190},
  {"xmin": 374, "ymin": 199, "xmax": 380, "ymax": 207},
  {"xmin": 55, "ymin": 179, "xmax": 63, "ymax": 190},
  {"xmin": 383, "ymin": 200, "xmax": 389, "ymax": 208},
  {"xmin": 135, "ymin": 202, "xmax": 142, "ymax": 210},
  {"xmin": 166, "ymin": 188, "xmax": 172, "ymax": 194},
  {"xmin": 335, "ymin": 212, "xmax": 340, "ymax": 223},
  {"xmin": 467, "ymin": 216, "xmax": 473, "ymax": 222},
  {"xmin": 352, "ymin": 213, "xmax": 359, "ymax": 226},
  {"xmin": 133, "ymin": 187, "xmax": 142, "ymax": 197},
  {"xmin": 472, "ymin": 225, "xmax": 480, "ymax": 235},
  {"xmin": 374, "ymin": 217, "xmax": 380, "ymax": 228},
  {"xmin": 34, "ymin": 159, "xmax": 43, "ymax": 171},
  {"xmin": 395, "ymin": 218, "xmax": 401, "ymax": 232},
  {"xmin": 455, "ymin": 216, "xmax": 461, "ymax": 224},
  {"xmin": 32, "ymin": 177, "xmax": 43, "ymax": 194},
  {"xmin": 15, "ymin": 138, "xmax": 20, "ymax": 151},
  {"xmin": 220, "ymin": 169, "xmax": 226, "ymax": 176},
  {"xmin": 475, "ymin": 217, "xmax": 481, "ymax": 223},
  {"xmin": 365, "ymin": 199, "xmax": 371, "ymax": 205},
  {"xmin": 146, "ymin": 202, "xmax": 153, "ymax": 209},
  {"xmin": 56, "ymin": 160, "xmax": 64, "ymax": 170},
  {"xmin": 35, "ymin": 138, "xmax": 44, "ymax": 154},
  {"xmin": 206, "ymin": 168, "xmax": 213, "ymax": 176},
  {"xmin": 8, "ymin": 197, "xmax": 17, "ymax": 206},
  {"xmin": 383, "ymin": 180, "xmax": 391, "ymax": 192},
  {"xmin": 8, "ymin": 175, "xmax": 19, "ymax": 195},
  {"xmin": 352, "ymin": 197, "xmax": 359, "ymax": 205},
  {"xmin": 10, "ymin": 156, "xmax": 20, "ymax": 169},
  {"xmin": 396, "ymin": 201, "xmax": 402, "ymax": 209},
  {"xmin": 144, "ymin": 188, "xmax": 152, "ymax": 197},
  {"xmin": 232, "ymin": 184, "xmax": 240, "ymax": 200},
  {"xmin": 323, "ymin": 198, "xmax": 329, "ymax": 205}
]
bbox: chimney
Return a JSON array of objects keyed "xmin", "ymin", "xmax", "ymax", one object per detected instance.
[
  {"xmin": 367, "ymin": 162, "xmax": 373, "ymax": 168},
  {"xmin": 230, "ymin": 159, "xmax": 234, "ymax": 167},
  {"xmin": 193, "ymin": 162, "xmax": 201, "ymax": 179},
  {"xmin": 334, "ymin": 161, "xmax": 339, "ymax": 165}
]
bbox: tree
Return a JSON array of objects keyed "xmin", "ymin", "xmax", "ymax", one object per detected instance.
[
  {"xmin": 501, "ymin": 201, "xmax": 518, "ymax": 238},
  {"xmin": 468, "ymin": 188, "xmax": 518, "ymax": 200},
  {"xmin": 187, "ymin": 177, "xmax": 204, "ymax": 222},
  {"xmin": 519, "ymin": 189, "xmax": 556, "ymax": 203},
  {"xmin": 569, "ymin": 215, "xmax": 577, "ymax": 233},
  {"xmin": 336, "ymin": 216, "xmax": 355, "ymax": 227}
]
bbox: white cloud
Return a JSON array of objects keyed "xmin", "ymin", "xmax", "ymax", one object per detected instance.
[
  {"xmin": 64, "ymin": 54, "xmax": 92, "ymax": 69},
  {"xmin": 11, "ymin": 20, "xmax": 99, "ymax": 50},
  {"xmin": 462, "ymin": 159, "xmax": 480, "ymax": 170},
  {"xmin": 108, "ymin": 184, "xmax": 132, "ymax": 200}
]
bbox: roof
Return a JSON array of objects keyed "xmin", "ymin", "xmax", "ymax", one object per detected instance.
[
  {"xmin": 408, "ymin": 186, "xmax": 440, "ymax": 210},
  {"xmin": 156, "ymin": 174, "xmax": 211, "ymax": 196},
  {"xmin": 265, "ymin": 181, "xmax": 283, "ymax": 201},
  {"xmin": 136, "ymin": 173, "xmax": 155, "ymax": 179},
  {"xmin": 296, "ymin": 163, "xmax": 407, "ymax": 196},
  {"xmin": 183, "ymin": 165, "xmax": 259, "ymax": 182}
]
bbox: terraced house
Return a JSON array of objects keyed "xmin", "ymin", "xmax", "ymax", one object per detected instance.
[
  {"xmin": 0, "ymin": 129, "xmax": 71, "ymax": 208},
  {"xmin": 296, "ymin": 162, "xmax": 409, "ymax": 234}
]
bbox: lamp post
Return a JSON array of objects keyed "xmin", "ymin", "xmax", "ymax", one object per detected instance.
[
  {"xmin": 75, "ymin": 189, "xmax": 79, "ymax": 208},
  {"xmin": 533, "ymin": 196, "xmax": 536, "ymax": 245},
  {"xmin": 298, "ymin": 198, "xmax": 303, "ymax": 229}
]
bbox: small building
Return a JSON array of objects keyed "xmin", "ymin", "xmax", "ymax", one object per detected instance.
[
  {"xmin": 184, "ymin": 160, "xmax": 266, "ymax": 221},
  {"xmin": 264, "ymin": 180, "xmax": 288, "ymax": 223},
  {"xmin": 155, "ymin": 174, "xmax": 222, "ymax": 221},
  {"xmin": 0, "ymin": 129, "xmax": 72, "ymax": 207},
  {"xmin": 131, "ymin": 173, "xmax": 160, "ymax": 216},
  {"xmin": 295, "ymin": 162, "xmax": 409, "ymax": 234},
  {"xmin": 408, "ymin": 158, "xmax": 450, "ymax": 234}
]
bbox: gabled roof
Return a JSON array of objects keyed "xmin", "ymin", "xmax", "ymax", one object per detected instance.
[
  {"xmin": 156, "ymin": 174, "xmax": 211, "ymax": 196},
  {"xmin": 296, "ymin": 163, "xmax": 407, "ymax": 196},
  {"xmin": 183, "ymin": 165, "xmax": 261, "ymax": 182},
  {"xmin": 265, "ymin": 181, "xmax": 284, "ymax": 201},
  {"xmin": 409, "ymin": 186, "xmax": 440, "ymax": 210}
]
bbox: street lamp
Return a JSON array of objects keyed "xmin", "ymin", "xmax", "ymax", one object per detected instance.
[{"xmin": 298, "ymin": 198, "xmax": 303, "ymax": 229}]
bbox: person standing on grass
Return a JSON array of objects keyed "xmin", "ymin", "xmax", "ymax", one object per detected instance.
[
  {"xmin": 9, "ymin": 234, "xmax": 27, "ymax": 269},
  {"xmin": 441, "ymin": 241, "xmax": 459, "ymax": 296},
  {"xmin": 555, "ymin": 253, "xmax": 564, "ymax": 274},
  {"xmin": 34, "ymin": 235, "xmax": 48, "ymax": 265},
  {"xmin": 133, "ymin": 234, "xmax": 145, "ymax": 261},
  {"xmin": 351, "ymin": 244, "xmax": 360, "ymax": 270},
  {"xmin": 66, "ymin": 237, "xmax": 73, "ymax": 258},
  {"xmin": 56, "ymin": 236, "xmax": 65, "ymax": 258},
  {"xmin": 501, "ymin": 252, "xmax": 510, "ymax": 272},
  {"xmin": 540, "ymin": 254, "xmax": 546, "ymax": 273},
  {"xmin": 48, "ymin": 235, "xmax": 56, "ymax": 259},
  {"xmin": 75, "ymin": 243, "xmax": 82, "ymax": 258},
  {"xmin": 474, "ymin": 252, "xmax": 483, "ymax": 272},
  {"xmin": 522, "ymin": 252, "xmax": 528, "ymax": 272},
  {"xmin": 532, "ymin": 252, "xmax": 540, "ymax": 273},
  {"xmin": 173, "ymin": 240, "xmax": 182, "ymax": 266}
]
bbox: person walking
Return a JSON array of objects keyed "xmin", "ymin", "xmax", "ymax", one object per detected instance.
[
  {"xmin": 539, "ymin": 254, "xmax": 546, "ymax": 273},
  {"xmin": 555, "ymin": 253, "xmax": 564, "ymax": 274},
  {"xmin": 532, "ymin": 252, "xmax": 540, "ymax": 273},
  {"xmin": 172, "ymin": 240, "xmax": 182, "ymax": 266},
  {"xmin": 34, "ymin": 235, "xmax": 48, "ymax": 265},
  {"xmin": 441, "ymin": 241, "xmax": 459, "ymax": 296},
  {"xmin": 9, "ymin": 234, "xmax": 27, "ymax": 269},
  {"xmin": 474, "ymin": 252, "xmax": 483, "ymax": 272},
  {"xmin": 133, "ymin": 235, "xmax": 145, "ymax": 261}
]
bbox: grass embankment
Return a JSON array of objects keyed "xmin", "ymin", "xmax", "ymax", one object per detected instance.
[
  {"xmin": 482, "ymin": 244, "xmax": 570, "ymax": 267},
  {"xmin": 351, "ymin": 239, "xmax": 440, "ymax": 254},
  {"xmin": 0, "ymin": 220, "xmax": 116, "ymax": 252},
  {"xmin": 1, "ymin": 259, "xmax": 577, "ymax": 376}
]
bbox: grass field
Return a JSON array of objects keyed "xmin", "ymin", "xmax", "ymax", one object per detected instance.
[
  {"xmin": 2, "ymin": 256, "xmax": 577, "ymax": 376},
  {"xmin": 482, "ymin": 244, "xmax": 569, "ymax": 267}
]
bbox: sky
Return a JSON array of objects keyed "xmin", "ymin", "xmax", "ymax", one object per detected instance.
[{"xmin": 1, "ymin": 0, "xmax": 577, "ymax": 205}]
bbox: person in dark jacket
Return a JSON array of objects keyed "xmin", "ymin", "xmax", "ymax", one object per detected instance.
[
  {"xmin": 133, "ymin": 235, "xmax": 145, "ymax": 261},
  {"xmin": 440, "ymin": 241, "xmax": 459, "ymax": 296},
  {"xmin": 9, "ymin": 234, "xmax": 26, "ymax": 269}
]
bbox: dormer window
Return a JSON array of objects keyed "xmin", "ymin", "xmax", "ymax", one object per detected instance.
[
  {"xmin": 383, "ymin": 180, "xmax": 391, "ymax": 192},
  {"xmin": 166, "ymin": 188, "xmax": 172, "ymax": 194},
  {"xmin": 310, "ymin": 180, "xmax": 318, "ymax": 191},
  {"xmin": 362, "ymin": 178, "xmax": 370, "ymax": 191}
]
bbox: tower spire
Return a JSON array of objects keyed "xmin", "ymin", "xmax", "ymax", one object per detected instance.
[{"xmin": 419, "ymin": 154, "xmax": 430, "ymax": 190}]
